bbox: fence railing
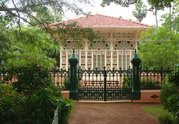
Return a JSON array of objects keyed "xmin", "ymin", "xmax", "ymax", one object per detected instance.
[
  {"xmin": 49, "ymin": 69, "xmax": 69, "ymax": 89},
  {"xmin": 140, "ymin": 69, "xmax": 172, "ymax": 89},
  {"xmin": 0, "ymin": 68, "xmax": 172, "ymax": 90},
  {"xmin": 78, "ymin": 68, "xmax": 133, "ymax": 88}
]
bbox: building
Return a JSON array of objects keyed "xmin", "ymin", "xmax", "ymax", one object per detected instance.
[{"xmin": 50, "ymin": 14, "xmax": 150, "ymax": 70}]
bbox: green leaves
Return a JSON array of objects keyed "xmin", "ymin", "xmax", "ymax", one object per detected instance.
[
  {"xmin": 0, "ymin": 26, "xmax": 58, "ymax": 69},
  {"xmin": 139, "ymin": 27, "xmax": 179, "ymax": 69},
  {"xmin": 50, "ymin": 22, "xmax": 101, "ymax": 46},
  {"xmin": 132, "ymin": 0, "xmax": 147, "ymax": 23}
]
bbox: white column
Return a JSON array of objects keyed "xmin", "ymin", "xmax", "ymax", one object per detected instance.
[
  {"xmin": 60, "ymin": 48, "xmax": 62, "ymax": 69},
  {"xmin": 122, "ymin": 41, "xmax": 126, "ymax": 70},
  {"xmin": 66, "ymin": 50, "xmax": 68, "ymax": 70},
  {"xmin": 85, "ymin": 41, "xmax": 88, "ymax": 70}
]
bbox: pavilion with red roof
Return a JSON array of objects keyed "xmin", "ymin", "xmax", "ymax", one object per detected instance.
[{"xmin": 51, "ymin": 14, "xmax": 150, "ymax": 70}]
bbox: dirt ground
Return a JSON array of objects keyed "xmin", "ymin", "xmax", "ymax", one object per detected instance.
[{"xmin": 69, "ymin": 102, "xmax": 160, "ymax": 124}]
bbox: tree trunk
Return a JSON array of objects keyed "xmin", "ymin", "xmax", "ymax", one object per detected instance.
[
  {"xmin": 155, "ymin": 8, "xmax": 158, "ymax": 27},
  {"xmin": 169, "ymin": 7, "xmax": 172, "ymax": 30}
]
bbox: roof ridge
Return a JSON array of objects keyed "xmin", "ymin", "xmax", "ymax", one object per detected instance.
[
  {"xmin": 95, "ymin": 14, "xmax": 150, "ymax": 27},
  {"xmin": 50, "ymin": 14, "xmax": 151, "ymax": 28}
]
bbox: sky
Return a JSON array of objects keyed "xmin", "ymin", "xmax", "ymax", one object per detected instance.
[{"xmin": 63, "ymin": 0, "xmax": 169, "ymax": 26}]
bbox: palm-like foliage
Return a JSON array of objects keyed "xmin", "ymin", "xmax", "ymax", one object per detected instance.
[{"xmin": 132, "ymin": 0, "xmax": 147, "ymax": 23}]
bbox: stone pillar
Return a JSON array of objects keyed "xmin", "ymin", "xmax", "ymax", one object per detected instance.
[
  {"xmin": 69, "ymin": 49, "xmax": 78, "ymax": 100},
  {"xmin": 131, "ymin": 49, "xmax": 141, "ymax": 100}
]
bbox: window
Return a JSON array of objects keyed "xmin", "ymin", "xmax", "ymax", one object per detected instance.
[{"xmin": 93, "ymin": 51, "xmax": 105, "ymax": 69}]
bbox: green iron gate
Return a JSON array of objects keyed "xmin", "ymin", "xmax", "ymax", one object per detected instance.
[{"xmin": 78, "ymin": 67, "xmax": 133, "ymax": 101}]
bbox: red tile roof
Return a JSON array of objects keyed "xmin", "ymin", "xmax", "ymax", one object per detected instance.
[{"xmin": 50, "ymin": 14, "xmax": 150, "ymax": 28}]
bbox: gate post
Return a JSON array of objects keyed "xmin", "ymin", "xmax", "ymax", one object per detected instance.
[
  {"xmin": 104, "ymin": 67, "xmax": 107, "ymax": 101},
  {"xmin": 131, "ymin": 49, "xmax": 141, "ymax": 100},
  {"xmin": 69, "ymin": 49, "xmax": 78, "ymax": 100}
]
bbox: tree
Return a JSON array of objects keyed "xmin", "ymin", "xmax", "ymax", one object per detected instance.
[
  {"xmin": 101, "ymin": 0, "xmax": 139, "ymax": 7},
  {"xmin": 101, "ymin": 0, "xmax": 174, "ymax": 7},
  {"xmin": 0, "ymin": 26, "xmax": 59, "ymax": 69},
  {"xmin": 101, "ymin": 0, "xmax": 175, "ymax": 27},
  {"xmin": 0, "ymin": 0, "xmax": 100, "ymax": 69},
  {"xmin": 30, "ymin": 8, "xmax": 63, "ymax": 26},
  {"xmin": 132, "ymin": 0, "xmax": 147, "ymax": 23},
  {"xmin": 160, "ymin": 0, "xmax": 179, "ymax": 32},
  {"xmin": 0, "ymin": 0, "xmax": 90, "ymax": 27},
  {"xmin": 139, "ymin": 27, "xmax": 179, "ymax": 69}
]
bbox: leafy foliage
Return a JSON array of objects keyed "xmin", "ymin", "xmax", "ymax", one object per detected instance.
[
  {"xmin": 132, "ymin": 0, "xmax": 147, "ymax": 23},
  {"xmin": 139, "ymin": 27, "xmax": 179, "ymax": 69},
  {"xmin": 158, "ymin": 109, "xmax": 175, "ymax": 124},
  {"xmin": 49, "ymin": 22, "xmax": 101, "ymax": 45},
  {"xmin": 160, "ymin": 83, "xmax": 177, "ymax": 109},
  {"xmin": 0, "ymin": 84, "xmax": 24, "ymax": 124},
  {"xmin": 4, "ymin": 64, "xmax": 51, "ymax": 95},
  {"xmin": 101, "ymin": 0, "xmax": 174, "ymax": 8},
  {"xmin": 160, "ymin": 68, "xmax": 179, "ymax": 123},
  {"xmin": 101, "ymin": 0, "xmax": 139, "ymax": 7},
  {"xmin": 140, "ymin": 80, "xmax": 160, "ymax": 89},
  {"xmin": 0, "ymin": 26, "xmax": 58, "ymax": 69},
  {"xmin": 0, "ymin": 0, "xmax": 91, "ymax": 26},
  {"xmin": 160, "ymin": 0, "xmax": 179, "ymax": 32},
  {"xmin": 123, "ymin": 77, "xmax": 131, "ymax": 88},
  {"xmin": 147, "ymin": 0, "xmax": 174, "ymax": 10},
  {"xmin": 0, "ymin": 65, "xmax": 74, "ymax": 124},
  {"xmin": 168, "ymin": 67, "xmax": 179, "ymax": 86}
]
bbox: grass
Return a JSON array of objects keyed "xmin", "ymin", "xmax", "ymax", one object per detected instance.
[
  {"xmin": 142, "ymin": 107, "xmax": 163, "ymax": 118},
  {"xmin": 142, "ymin": 107, "xmax": 176, "ymax": 124}
]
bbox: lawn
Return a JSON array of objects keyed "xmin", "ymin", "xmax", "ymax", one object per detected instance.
[{"xmin": 142, "ymin": 106, "xmax": 163, "ymax": 119}]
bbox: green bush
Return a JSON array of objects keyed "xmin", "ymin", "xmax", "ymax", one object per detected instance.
[
  {"xmin": 123, "ymin": 76, "xmax": 131, "ymax": 88},
  {"xmin": 63, "ymin": 76, "xmax": 81, "ymax": 90},
  {"xmin": 160, "ymin": 67, "xmax": 179, "ymax": 124},
  {"xmin": 0, "ymin": 84, "xmax": 24, "ymax": 124},
  {"xmin": 58, "ymin": 98, "xmax": 74, "ymax": 124},
  {"xmin": 160, "ymin": 84, "xmax": 177, "ymax": 109},
  {"xmin": 4, "ymin": 64, "xmax": 51, "ymax": 95},
  {"xmin": 167, "ymin": 93, "xmax": 179, "ymax": 122},
  {"xmin": 158, "ymin": 109, "xmax": 175, "ymax": 124},
  {"xmin": 140, "ymin": 79, "xmax": 160, "ymax": 89},
  {"xmin": 168, "ymin": 67, "xmax": 179, "ymax": 87},
  {"xmin": 0, "ymin": 65, "xmax": 74, "ymax": 124}
]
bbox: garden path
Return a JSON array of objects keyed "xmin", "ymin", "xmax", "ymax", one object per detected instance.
[{"xmin": 69, "ymin": 102, "xmax": 160, "ymax": 124}]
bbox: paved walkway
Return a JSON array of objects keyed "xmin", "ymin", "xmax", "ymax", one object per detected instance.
[{"xmin": 69, "ymin": 102, "xmax": 160, "ymax": 124}]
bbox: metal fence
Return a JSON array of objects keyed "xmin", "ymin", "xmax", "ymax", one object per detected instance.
[
  {"xmin": 140, "ymin": 69, "xmax": 172, "ymax": 89},
  {"xmin": 0, "ymin": 68, "xmax": 172, "ymax": 90}
]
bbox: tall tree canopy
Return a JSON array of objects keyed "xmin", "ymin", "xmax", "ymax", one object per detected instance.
[
  {"xmin": 0, "ymin": 0, "xmax": 100, "ymax": 69},
  {"xmin": 160, "ymin": 0, "xmax": 179, "ymax": 32},
  {"xmin": 101, "ymin": 0, "xmax": 174, "ymax": 7},
  {"xmin": 0, "ymin": 26, "xmax": 58, "ymax": 69},
  {"xmin": 0, "ymin": 0, "xmax": 91, "ymax": 26},
  {"xmin": 139, "ymin": 27, "xmax": 179, "ymax": 70},
  {"xmin": 101, "ymin": 0, "xmax": 175, "ymax": 27},
  {"xmin": 132, "ymin": 0, "xmax": 147, "ymax": 23}
]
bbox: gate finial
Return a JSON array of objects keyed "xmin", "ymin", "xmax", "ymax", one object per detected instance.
[{"xmin": 73, "ymin": 48, "xmax": 75, "ymax": 54}]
